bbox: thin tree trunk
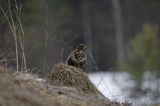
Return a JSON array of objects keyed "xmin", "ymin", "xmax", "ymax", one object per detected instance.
[
  {"xmin": 81, "ymin": 0, "xmax": 92, "ymax": 52},
  {"xmin": 43, "ymin": 5, "xmax": 48, "ymax": 77},
  {"xmin": 81, "ymin": 0, "xmax": 98, "ymax": 71},
  {"xmin": 112, "ymin": 0, "xmax": 125, "ymax": 64}
]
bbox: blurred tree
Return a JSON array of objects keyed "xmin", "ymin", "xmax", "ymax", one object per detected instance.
[
  {"xmin": 81, "ymin": 0, "xmax": 92, "ymax": 52},
  {"xmin": 112, "ymin": 0, "xmax": 125, "ymax": 65},
  {"xmin": 121, "ymin": 24, "xmax": 160, "ymax": 101},
  {"xmin": 81, "ymin": 0, "xmax": 97, "ymax": 71},
  {"xmin": 45, "ymin": 0, "xmax": 82, "ymax": 66},
  {"xmin": 122, "ymin": 24, "xmax": 160, "ymax": 82},
  {"xmin": 0, "ymin": 0, "xmax": 45, "ymax": 69},
  {"xmin": 1, "ymin": 0, "xmax": 160, "ymax": 73}
]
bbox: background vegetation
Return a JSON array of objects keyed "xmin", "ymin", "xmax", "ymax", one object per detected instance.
[{"xmin": 0, "ymin": 0, "xmax": 160, "ymax": 105}]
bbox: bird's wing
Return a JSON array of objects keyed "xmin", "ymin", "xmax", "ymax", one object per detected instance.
[
  {"xmin": 73, "ymin": 51, "xmax": 80, "ymax": 62},
  {"xmin": 78, "ymin": 52, "xmax": 87, "ymax": 63},
  {"xmin": 66, "ymin": 51, "xmax": 74, "ymax": 63}
]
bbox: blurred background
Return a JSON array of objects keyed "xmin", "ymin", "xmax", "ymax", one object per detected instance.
[{"xmin": 0, "ymin": 0, "xmax": 160, "ymax": 105}]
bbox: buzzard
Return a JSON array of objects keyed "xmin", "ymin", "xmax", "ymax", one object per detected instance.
[{"xmin": 66, "ymin": 44, "xmax": 87, "ymax": 68}]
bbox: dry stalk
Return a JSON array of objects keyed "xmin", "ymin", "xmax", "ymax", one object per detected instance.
[
  {"xmin": 60, "ymin": 48, "xmax": 64, "ymax": 62},
  {"xmin": 0, "ymin": 0, "xmax": 27, "ymax": 72},
  {"xmin": 14, "ymin": 0, "xmax": 27, "ymax": 72},
  {"xmin": 86, "ymin": 52, "xmax": 113, "ymax": 97},
  {"xmin": 0, "ymin": 0, "xmax": 19, "ymax": 72}
]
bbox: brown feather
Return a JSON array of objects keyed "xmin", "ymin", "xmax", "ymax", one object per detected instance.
[{"xmin": 66, "ymin": 44, "xmax": 87, "ymax": 68}]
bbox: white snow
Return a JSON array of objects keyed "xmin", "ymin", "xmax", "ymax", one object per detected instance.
[
  {"xmin": 88, "ymin": 71, "xmax": 160, "ymax": 106},
  {"xmin": 88, "ymin": 72, "xmax": 134, "ymax": 102}
]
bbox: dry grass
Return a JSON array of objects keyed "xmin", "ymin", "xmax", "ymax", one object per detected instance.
[
  {"xmin": 0, "ymin": 64, "xmax": 131, "ymax": 106},
  {"xmin": 0, "ymin": 66, "xmax": 91, "ymax": 106},
  {"xmin": 47, "ymin": 63, "xmax": 99, "ymax": 94}
]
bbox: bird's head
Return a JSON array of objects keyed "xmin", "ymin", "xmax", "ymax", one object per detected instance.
[{"xmin": 77, "ymin": 44, "xmax": 87, "ymax": 51}]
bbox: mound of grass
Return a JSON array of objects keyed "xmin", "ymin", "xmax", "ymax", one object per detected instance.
[{"xmin": 47, "ymin": 63, "xmax": 98, "ymax": 94}]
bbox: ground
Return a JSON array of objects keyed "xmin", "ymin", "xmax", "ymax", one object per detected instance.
[{"xmin": 0, "ymin": 64, "xmax": 131, "ymax": 106}]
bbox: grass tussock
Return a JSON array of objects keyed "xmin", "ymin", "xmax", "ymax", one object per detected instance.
[{"xmin": 47, "ymin": 63, "xmax": 99, "ymax": 94}]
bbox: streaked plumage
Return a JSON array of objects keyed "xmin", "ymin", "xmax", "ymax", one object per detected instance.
[{"xmin": 66, "ymin": 44, "xmax": 87, "ymax": 68}]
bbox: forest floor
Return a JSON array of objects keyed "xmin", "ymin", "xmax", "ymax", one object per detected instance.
[{"xmin": 0, "ymin": 65, "xmax": 131, "ymax": 106}]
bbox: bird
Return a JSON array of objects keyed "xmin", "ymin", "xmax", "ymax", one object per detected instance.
[{"xmin": 66, "ymin": 44, "xmax": 87, "ymax": 69}]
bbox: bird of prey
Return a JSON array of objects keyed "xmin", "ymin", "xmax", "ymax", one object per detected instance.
[{"xmin": 66, "ymin": 44, "xmax": 87, "ymax": 69}]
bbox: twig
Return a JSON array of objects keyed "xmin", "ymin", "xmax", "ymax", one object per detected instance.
[
  {"xmin": 8, "ymin": 0, "xmax": 19, "ymax": 72},
  {"xmin": 14, "ymin": 0, "xmax": 27, "ymax": 72},
  {"xmin": 5, "ymin": 58, "xmax": 8, "ymax": 71},
  {"xmin": 1, "ymin": 0, "xmax": 27, "ymax": 72},
  {"xmin": 86, "ymin": 52, "xmax": 113, "ymax": 97},
  {"xmin": 60, "ymin": 48, "xmax": 64, "ymax": 62}
]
